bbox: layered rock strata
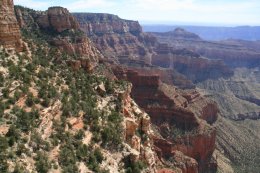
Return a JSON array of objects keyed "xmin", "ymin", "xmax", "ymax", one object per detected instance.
[
  {"xmin": 152, "ymin": 28, "xmax": 260, "ymax": 68},
  {"xmin": 113, "ymin": 66, "xmax": 218, "ymax": 173},
  {"xmin": 73, "ymin": 13, "xmax": 157, "ymax": 63},
  {"xmin": 75, "ymin": 13, "xmax": 233, "ymax": 83},
  {"xmin": 0, "ymin": 0, "xmax": 23, "ymax": 51}
]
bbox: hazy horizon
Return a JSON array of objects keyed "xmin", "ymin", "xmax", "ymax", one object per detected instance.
[{"xmin": 14, "ymin": 0, "xmax": 260, "ymax": 27}]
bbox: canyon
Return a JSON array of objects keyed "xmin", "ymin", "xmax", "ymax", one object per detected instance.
[
  {"xmin": 150, "ymin": 28, "xmax": 260, "ymax": 172},
  {"xmin": 0, "ymin": 2, "xmax": 219, "ymax": 172},
  {"xmin": 73, "ymin": 13, "xmax": 222, "ymax": 172},
  {"xmin": 74, "ymin": 14, "xmax": 233, "ymax": 85},
  {"xmin": 73, "ymin": 12, "xmax": 259, "ymax": 173},
  {"xmin": 0, "ymin": 1, "xmax": 259, "ymax": 173}
]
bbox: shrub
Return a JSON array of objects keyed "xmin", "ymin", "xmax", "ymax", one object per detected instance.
[
  {"xmin": 26, "ymin": 93, "xmax": 34, "ymax": 107},
  {"xmin": 0, "ymin": 136, "xmax": 8, "ymax": 172},
  {"xmin": 59, "ymin": 146, "xmax": 76, "ymax": 166},
  {"xmin": 124, "ymin": 156, "xmax": 147, "ymax": 173},
  {"xmin": 13, "ymin": 107, "xmax": 39, "ymax": 132},
  {"xmin": 2, "ymin": 88, "xmax": 9, "ymax": 98},
  {"xmin": 41, "ymin": 96, "xmax": 50, "ymax": 107},
  {"xmin": 76, "ymin": 144, "xmax": 89, "ymax": 161},
  {"xmin": 94, "ymin": 148, "xmax": 104, "ymax": 163},
  {"xmin": 35, "ymin": 151, "xmax": 50, "ymax": 173},
  {"xmin": 0, "ymin": 73, "xmax": 4, "ymax": 87},
  {"xmin": 6, "ymin": 125, "xmax": 20, "ymax": 146}
]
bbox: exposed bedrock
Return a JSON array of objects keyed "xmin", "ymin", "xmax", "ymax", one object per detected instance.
[
  {"xmin": 0, "ymin": 0, "xmax": 24, "ymax": 51},
  {"xmin": 113, "ymin": 65, "xmax": 218, "ymax": 173}
]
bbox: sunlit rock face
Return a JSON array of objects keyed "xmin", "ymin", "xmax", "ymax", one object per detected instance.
[
  {"xmin": 73, "ymin": 13, "xmax": 157, "ymax": 64},
  {"xmin": 113, "ymin": 65, "xmax": 218, "ymax": 173},
  {"xmin": 0, "ymin": 0, "xmax": 24, "ymax": 51},
  {"xmin": 37, "ymin": 7, "xmax": 80, "ymax": 32}
]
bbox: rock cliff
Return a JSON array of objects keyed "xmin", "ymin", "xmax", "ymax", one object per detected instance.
[
  {"xmin": 0, "ymin": 0, "xmax": 24, "ymax": 51},
  {"xmin": 37, "ymin": 7, "xmax": 79, "ymax": 32},
  {"xmin": 73, "ymin": 13, "xmax": 157, "ymax": 63},
  {"xmin": 113, "ymin": 66, "xmax": 218, "ymax": 173},
  {"xmin": 75, "ymin": 14, "xmax": 232, "ymax": 83}
]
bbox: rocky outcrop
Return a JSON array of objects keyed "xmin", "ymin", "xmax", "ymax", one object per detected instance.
[
  {"xmin": 170, "ymin": 151, "xmax": 198, "ymax": 173},
  {"xmin": 37, "ymin": 7, "xmax": 79, "ymax": 32},
  {"xmin": 113, "ymin": 66, "xmax": 218, "ymax": 172},
  {"xmin": 0, "ymin": 0, "xmax": 24, "ymax": 51},
  {"xmin": 119, "ymin": 84, "xmax": 159, "ymax": 172},
  {"xmin": 15, "ymin": 6, "xmax": 102, "ymax": 71}
]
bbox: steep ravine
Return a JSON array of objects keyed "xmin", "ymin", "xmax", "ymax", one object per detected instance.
[
  {"xmin": 197, "ymin": 68, "xmax": 260, "ymax": 172},
  {"xmin": 197, "ymin": 68, "xmax": 260, "ymax": 120}
]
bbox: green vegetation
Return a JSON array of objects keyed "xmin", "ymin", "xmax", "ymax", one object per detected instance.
[
  {"xmin": 0, "ymin": 8, "xmax": 130, "ymax": 172},
  {"xmin": 0, "ymin": 136, "xmax": 8, "ymax": 172},
  {"xmin": 124, "ymin": 156, "xmax": 147, "ymax": 173},
  {"xmin": 35, "ymin": 151, "xmax": 50, "ymax": 173}
]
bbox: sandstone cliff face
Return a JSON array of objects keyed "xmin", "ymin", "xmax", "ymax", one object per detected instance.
[
  {"xmin": 113, "ymin": 66, "xmax": 218, "ymax": 173},
  {"xmin": 0, "ymin": 0, "xmax": 23, "ymax": 51},
  {"xmin": 73, "ymin": 13, "xmax": 157, "ymax": 63},
  {"xmin": 73, "ymin": 13, "xmax": 142, "ymax": 35}
]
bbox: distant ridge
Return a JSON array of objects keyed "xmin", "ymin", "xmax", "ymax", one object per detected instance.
[{"xmin": 142, "ymin": 25, "xmax": 260, "ymax": 41}]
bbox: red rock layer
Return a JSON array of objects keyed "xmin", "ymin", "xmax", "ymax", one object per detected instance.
[
  {"xmin": 74, "ymin": 13, "xmax": 233, "ymax": 83},
  {"xmin": 0, "ymin": 0, "xmax": 23, "ymax": 51},
  {"xmin": 113, "ymin": 66, "xmax": 218, "ymax": 173}
]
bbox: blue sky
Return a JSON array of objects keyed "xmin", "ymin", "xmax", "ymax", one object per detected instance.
[{"xmin": 14, "ymin": 0, "xmax": 260, "ymax": 26}]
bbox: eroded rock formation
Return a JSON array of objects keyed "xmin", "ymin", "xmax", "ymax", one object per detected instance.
[
  {"xmin": 37, "ymin": 7, "xmax": 79, "ymax": 32},
  {"xmin": 75, "ymin": 14, "xmax": 233, "ymax": 83},
  {"xmin": 0, "ymin": 0, "xmax": 23, "ymax": 51},
  {"xmin": 113, "ymin": 66, "xmax": 218, "ymax": 172},
  {"xmin": 15, "ymin": 6, "xmax": 102, "ymax": 71}
]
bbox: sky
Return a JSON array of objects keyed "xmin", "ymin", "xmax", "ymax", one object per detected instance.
[{"xmin": 13, "ymin": 0, "xmax": 260, "ymax": 26}]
